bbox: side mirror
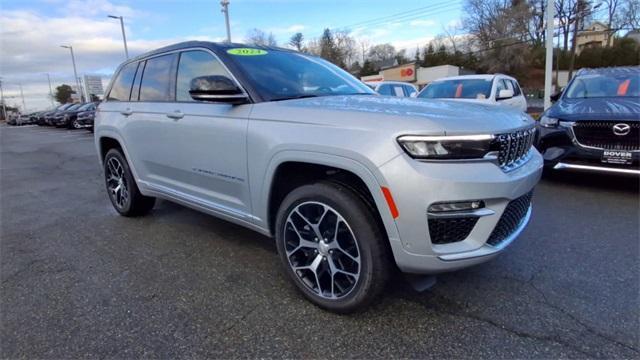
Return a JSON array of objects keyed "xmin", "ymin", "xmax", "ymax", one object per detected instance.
[
  {"xmin": 550, "ymin": 90, "xmax": 563, "ymax": 102},
  {"xmin": 496, "ymin": 89, "xmax": 514, "ymax": 100},
  {"xmin": 189, "ymin": 75, "xmax": 248, "ymax": 104}
]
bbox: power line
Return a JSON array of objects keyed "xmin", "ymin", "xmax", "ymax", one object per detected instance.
[{"xmin": 336, "ymin": 1, "xmax": 461, "ymax": 31}]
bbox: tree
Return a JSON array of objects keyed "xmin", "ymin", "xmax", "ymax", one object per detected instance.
[
  {"xmin": 319, "ymin": 28, "xmax": 345, "ymax": 68},
  {"xmin": 359, "ymin": 59, "xmax": 378, "ymax": 77},
  {"xmin": 334, "ymin": 30, "xmax": 357, "ymax": 67},
  {"xmin": 245, "ymin": 28, "xmax": 277, "ymax": 46},
  {"xmin": 621, "ymin": 0, "xmax": 640, "ymax": 30},
  {"xmin": 602, "ymin": 0, "xmax": 621, "ymax": 45},
  {"xmin": 394, "ymin": 49, "xmax": 410, "ymax": 65},
  {"xmin": 54, "ymin": 84, "xmax": 73, "ymax": 104},
  {"xmin": 556, "ymin": 0, "xmax": 578, "ymax": 51},
  {"xmin": 367, "ymin": 43, "xmax": 396, "ymax": 65},
  {"xmin": 289, "ymin": 32, "xmax": 304, "ymax": 51}
]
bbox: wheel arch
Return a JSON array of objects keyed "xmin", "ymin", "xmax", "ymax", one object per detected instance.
[{"xmin": 260, "ymin": 151, "xmax": 401, "ymax": 244}]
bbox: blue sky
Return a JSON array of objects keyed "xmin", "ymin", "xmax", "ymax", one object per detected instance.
[{"xmin": 1, "ymin": 0, "xmax": 463, "ymax": 110}]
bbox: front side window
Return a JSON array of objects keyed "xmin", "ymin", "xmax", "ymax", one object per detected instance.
[
  {"xmin": 139, "ymin": 54, "xmax": 178, "ymax": 102},
  {"xmin": 108, "ymin": 62, "xmax": 138, "ymax": 101},
  {"xmin": 510, "ymin": 80, "xmax": 522, "ymax": 96},
  {"xmin": 419, "ymin": 79, "xmax": 493, "ymax": 100},
  {"xmin": 176, "ymin": 50, "xmax": 234, "ymax": 102},
  {"xmin": 403, "ymin": 85, "xmax": 416, "ymax": 97},
  {"xmin": 565, "ymin": 73, "xmax": 640, "ymax": 98},
  {"xmin": 226, "ymin": 49, "xmax": 373, "ymax": 101}
]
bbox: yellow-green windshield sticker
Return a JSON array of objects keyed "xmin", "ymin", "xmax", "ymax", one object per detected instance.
[{"xmin": 227, "ymin": 48, "xmax": 268, "ymax": 56}]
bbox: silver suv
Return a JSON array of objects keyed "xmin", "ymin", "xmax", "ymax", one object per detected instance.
[{"xmin": 95, "ymin": 42, "xmax": 542, "ymax": 312}]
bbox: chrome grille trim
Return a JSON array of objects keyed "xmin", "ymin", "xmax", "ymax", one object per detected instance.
[
  {"xmin": 495, "ymin": 127, "xmax": 536, "ymax": 171},
  {"xmin": 571, "ymin": 121, "xmax": 640, "ymax": 152}
]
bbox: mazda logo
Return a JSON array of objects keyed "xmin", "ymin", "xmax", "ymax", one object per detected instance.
[{"xmin": 612, "ymin": 123, "xmax": 631, "ymax": 136}]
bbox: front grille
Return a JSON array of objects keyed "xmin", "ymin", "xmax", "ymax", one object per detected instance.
[
  {"xmin": 428, "ymin": 217, "xmax": 479, "ymax": 245},
  {"xmin": 494, "ymin": 128, "xmax": 536, "ymax": 170},
  {"xmin": 572, "ymin": 121, "xmax": 639, "ymax": 151},
  {"xmin": 487, "ymin": 191, "xmax": 533, "ymax": 246}
]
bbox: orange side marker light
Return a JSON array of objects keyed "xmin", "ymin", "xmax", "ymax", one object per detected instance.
[{"xmin": 381, "ymin": 187, "xmax": 399, "ymax": 219}]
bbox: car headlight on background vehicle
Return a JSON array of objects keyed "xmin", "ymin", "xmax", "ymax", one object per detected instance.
[
  {"xmin": 539, "ymin": 115, "xmax": 559, "ymax": 128},
  {"xmin": 397, "ymin": 134, "xmax": 495, "ymax": 160}
]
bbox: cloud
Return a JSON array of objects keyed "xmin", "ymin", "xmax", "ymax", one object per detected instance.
[
  {"xmin": 409, "ymin": 19, "xmax": 437, "ymax": 27},
  {"xmin": 0, "ymin": 9, "xmax": 222, "ymax": 111},
  {"xmin": 267, "ymin": 24, "xmax": 306, "ymax": 35}
]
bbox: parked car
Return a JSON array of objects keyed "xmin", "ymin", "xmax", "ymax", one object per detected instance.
[
  {"xmin": 53, "ymin": 102, "xmax": 98, "ymax": 129},
  {"xmin": 417, "ymin": 74, "xmax": 528, "ymax": 112},
  {"xmin": 44, "ymin": 103, "xmax": 75, "ymax": 125},
  {"xmin": 95, "ymin": 41, "xmax": 542, "ymax": 312},
  {"xmin": 76, "ymin": 103, "xmax": 98, "ymax": 131},
  {"xmin": 535, "ymin": 66, "xmax": 639, "ymax": 175},
  {"xmin": 366, "ymin": 81, "xmax": 418, "ymax": 97}
]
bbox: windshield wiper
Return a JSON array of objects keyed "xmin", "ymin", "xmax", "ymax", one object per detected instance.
[{"xmin": 270, "ymin": 94, "xmax": 320, "ymax": 102}]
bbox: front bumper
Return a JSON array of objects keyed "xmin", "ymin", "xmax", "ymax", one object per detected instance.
[
  {"xmin": 379, "ymin": 150, "xmax": 543, "ymax": 274},
  {"xmin": 536, "ymin": 123, "xmax": 640, "ymax": 175},
  {"xmin": 76, "ymin": 117, "xmax": 94, "ymax": 127}
]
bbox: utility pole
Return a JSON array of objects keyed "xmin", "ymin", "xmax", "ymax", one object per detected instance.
[
  {"xmin": 108, "ymin": 15, "xmax": 129, "ymax": 59},
  {"xmin": 568, "ymin": 0, "xmax": 586, "ymax": 80},
  {"xmin": 0, "ymin": 78, "xmax": 6, "ymax": 121},
  {"xmin": 46, "ymin": 73, "xmax": 54, "ymax": 106},
  {"xmin": 221, "ymin": 0, "xmax": 231, "ymax": 42},
  {"xmin": 543, "ymin": 0, "xmax": 556, "ymax": 109},
  {"xmin": 19, "ymin": 84, "xmax": 26, "ymax": 113},
  {"xmin": 61, "ymin": 45, "xmax": 83, "ymax": 102}
]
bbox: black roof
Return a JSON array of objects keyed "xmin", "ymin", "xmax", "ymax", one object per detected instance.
[
  {"xmin": 576, "ymin": 66, "xmax": 640, "ymax": 77},
  {"xmin": 126, "ymin": 41, "xmax": 296, "ymax": 64}
]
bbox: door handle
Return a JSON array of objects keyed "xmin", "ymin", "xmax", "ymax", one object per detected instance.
[
  {"xmin": 120, "ymin": 108, "xmax": 133, "ymax": 116},
  {"xmin": 166, "ymin": 110, "xmax": 184, "ymax": 120}
]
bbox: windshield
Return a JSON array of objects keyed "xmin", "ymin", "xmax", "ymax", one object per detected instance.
[
  {"xmin": 226, "ymin": 49, "xmax": 374, "ymax": 101},
  {"xmin": 58, "ymin": 104, "xmax": 73, "ymax": 111},
  {"xmin": 418, "ymin": 79, "xmax": 493, "ymax": 100},
  {"xmin": 66, "ymin": 104, "xmax": 81, "ymax": 111},
  {"xmin": 565, "ymin": 73, "xmax": 639, "ymax": 99}
]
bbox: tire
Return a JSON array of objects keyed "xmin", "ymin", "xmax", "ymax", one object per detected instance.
[
  {"xmin": 104, "ymin": 148, "xmax": 155, "ymax": 217},
  {"xmin": 68, "ymin": 119, "xmax": 80, "ymax": 129},
  {"xmin": 275, "ymin": 181, "xmax": 391, "ymax": 313}
]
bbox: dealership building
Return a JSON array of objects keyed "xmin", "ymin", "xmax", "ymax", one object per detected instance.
[{"xmin": 361, "ymin": 62, "xmax": 475, "ymax": 88}]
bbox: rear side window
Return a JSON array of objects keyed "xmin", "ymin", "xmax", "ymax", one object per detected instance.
[
  {"xmin": 403, "ymin": 85, "xmax": 416, "ymax": 96},
  {"xmin": 176, "ymin": 50, "xmax": 233, "ymax": 102},
  {"xmin": 510, "ymin": 80, "xmax": 522, "ymax": 96},
  {"xmin": 139, "ymin": 54, "xmax": 178, "ymax": 102},
  {"xmin": 108, "ymin": 62, "xmax": 138, "ymax": 101}
]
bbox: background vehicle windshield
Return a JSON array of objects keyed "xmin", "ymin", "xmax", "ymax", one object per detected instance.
[
  {"xmin": 227, "ymin": 50, "xmax": 374, "ymax": 101},
  {"xmin": 565, "ymin": 73, "xmax": 639, "ymax": 98},
  {"xmin": 66, "ymin": 104, "xmax": 81, "ymax": 111},
  {"xmin": 419, "ymin": 79, "xmax": 493, "ymax": 100},
  {"xmin": 77, "ymin": 103, "xmax": 94, "ymax": 111}
]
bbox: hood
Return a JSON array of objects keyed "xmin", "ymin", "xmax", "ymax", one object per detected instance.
[
  {"xmin": 547, "ymin": 97, "xmax": 640, "ymax": 121},
  {"xmin": 257, "ymin": 95, "xmax": 533, "ymax": 135}
]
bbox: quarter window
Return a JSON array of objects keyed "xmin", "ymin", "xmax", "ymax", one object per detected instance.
[
  {"xmin": 176, "ymin": 50, "xmax": 233, "ymax": 102},
  {"xmin": 510, "ymin": 80, "xmax": 522, "ymax": 96},
  {"xmin": 107, "ymin": 62, "xmax": 138, "ymax": 101},
  {"xmin": 139, "ymin": 54, "xmax": 178, "ymax": 102}
]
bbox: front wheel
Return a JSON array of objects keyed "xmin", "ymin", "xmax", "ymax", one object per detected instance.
[
  {"xmin": 275, "ymin": 182, "xmax": 391, "ymax": 313},
  {"xmin": 104, "ymin": 148, "xmax": 155, "ymax": 217}
]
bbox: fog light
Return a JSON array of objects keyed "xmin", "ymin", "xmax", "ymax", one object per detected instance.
[{"xmin": 428, "ymin": 200, "xmax": 485, "ymax": 213}]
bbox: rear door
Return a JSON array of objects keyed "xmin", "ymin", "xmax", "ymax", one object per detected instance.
[{"xmin": 509, "ymin": 79, "xmax": 528, "ymax": 112}]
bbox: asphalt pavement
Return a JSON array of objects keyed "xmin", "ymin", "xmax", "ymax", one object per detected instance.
[{"xmin": 1, "ymin": 125, "xmax": 638, "ymax": 359}]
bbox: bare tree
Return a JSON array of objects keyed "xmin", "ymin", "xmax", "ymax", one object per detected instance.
[
  {"xmin": 334, "ymin": 30, "xmax": 357, "ymax": 67},
  {"xmin": 289, "ymin": 32, "xmax": 304, "ymax": 51},
  {"xmin": 556, "ymin": 0, "xmax": 578, "ymax": 51},
  {"xmin": 602, "ymin": 0, "xmax": 620, "ymax": 45},
  {"xmin": 622, "ymin": 0, "xmax": 640, "ymax": 30},
  {"xmin": 245, "ymin": 28, "xmax": 277, "ymax": 46},
  {"xmin": 367, "ymin": 43, "xmax": 397, "ymax": 64}
]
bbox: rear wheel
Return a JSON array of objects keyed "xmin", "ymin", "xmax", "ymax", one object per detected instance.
[
  {"xmin": 104, "ymin": 148, "xmax": 155, "ymax": 217},
  {"xmin": 275, "ymin": 182, "xmax": 391, "ymax": 313}
]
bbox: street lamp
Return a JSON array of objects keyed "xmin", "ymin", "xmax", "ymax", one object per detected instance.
[
  {"xmin": 220, "ymin": 0, "xmax": 231, "ymax": 42},
  {"xmin": 60, "ymin": 45, "xmax": 83, "ymax": 102},
  {"xmin": 108, "ymin": 15, "xmax": 129, "ymax": 59}
]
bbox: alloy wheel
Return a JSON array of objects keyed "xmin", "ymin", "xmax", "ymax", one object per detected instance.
[
  {"xmin": 105, "ymin": 157, "xmax": 129, "ymax": 209},
  {"xmin": 284, "ymin": 202, "xmax": 361, "ymax": 299}
]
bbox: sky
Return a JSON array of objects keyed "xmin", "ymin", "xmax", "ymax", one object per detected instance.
[{"xmin": 0, "ymin": 0, "xmax": 464, "ymax": 111}]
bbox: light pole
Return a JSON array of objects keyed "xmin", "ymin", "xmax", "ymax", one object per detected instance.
[
  {"xmin": 220, "ymin": 0, "xmax": 231, "ymax": 42},
  {"xmin": 46, "ymin": 73, "xmax": 54, "ymax": 106},
  {"xmin": 108, "ymin": 15, "xmax": 129, "ymax": 59},
  {"xmin": 19, "ymin": 84, "xmax": 26, "ymax": 113},
  {"xmin": 543, "ymin": 0, "xmax": 555, "ymax": 109},
  {"xmin": 0, "ymin": 78, "xmax": 6, "ymax": 121},
  {"xmin": 60, "ymin": 45, "xmax": 83, "ymax": 102}
]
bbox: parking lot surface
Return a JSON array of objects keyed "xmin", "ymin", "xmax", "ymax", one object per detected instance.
[{"xmin": 1, "ymin": 125, "xmax": 638, "ymax": 359}]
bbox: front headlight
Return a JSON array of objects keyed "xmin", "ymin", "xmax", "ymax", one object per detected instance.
[
  {"xmin": 539, "ymin": 115, "xmax": 559, "ymax": 128},
  {"xmin": 397, "ymin": 134, "xmax": 495, "ymax": 160}
]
